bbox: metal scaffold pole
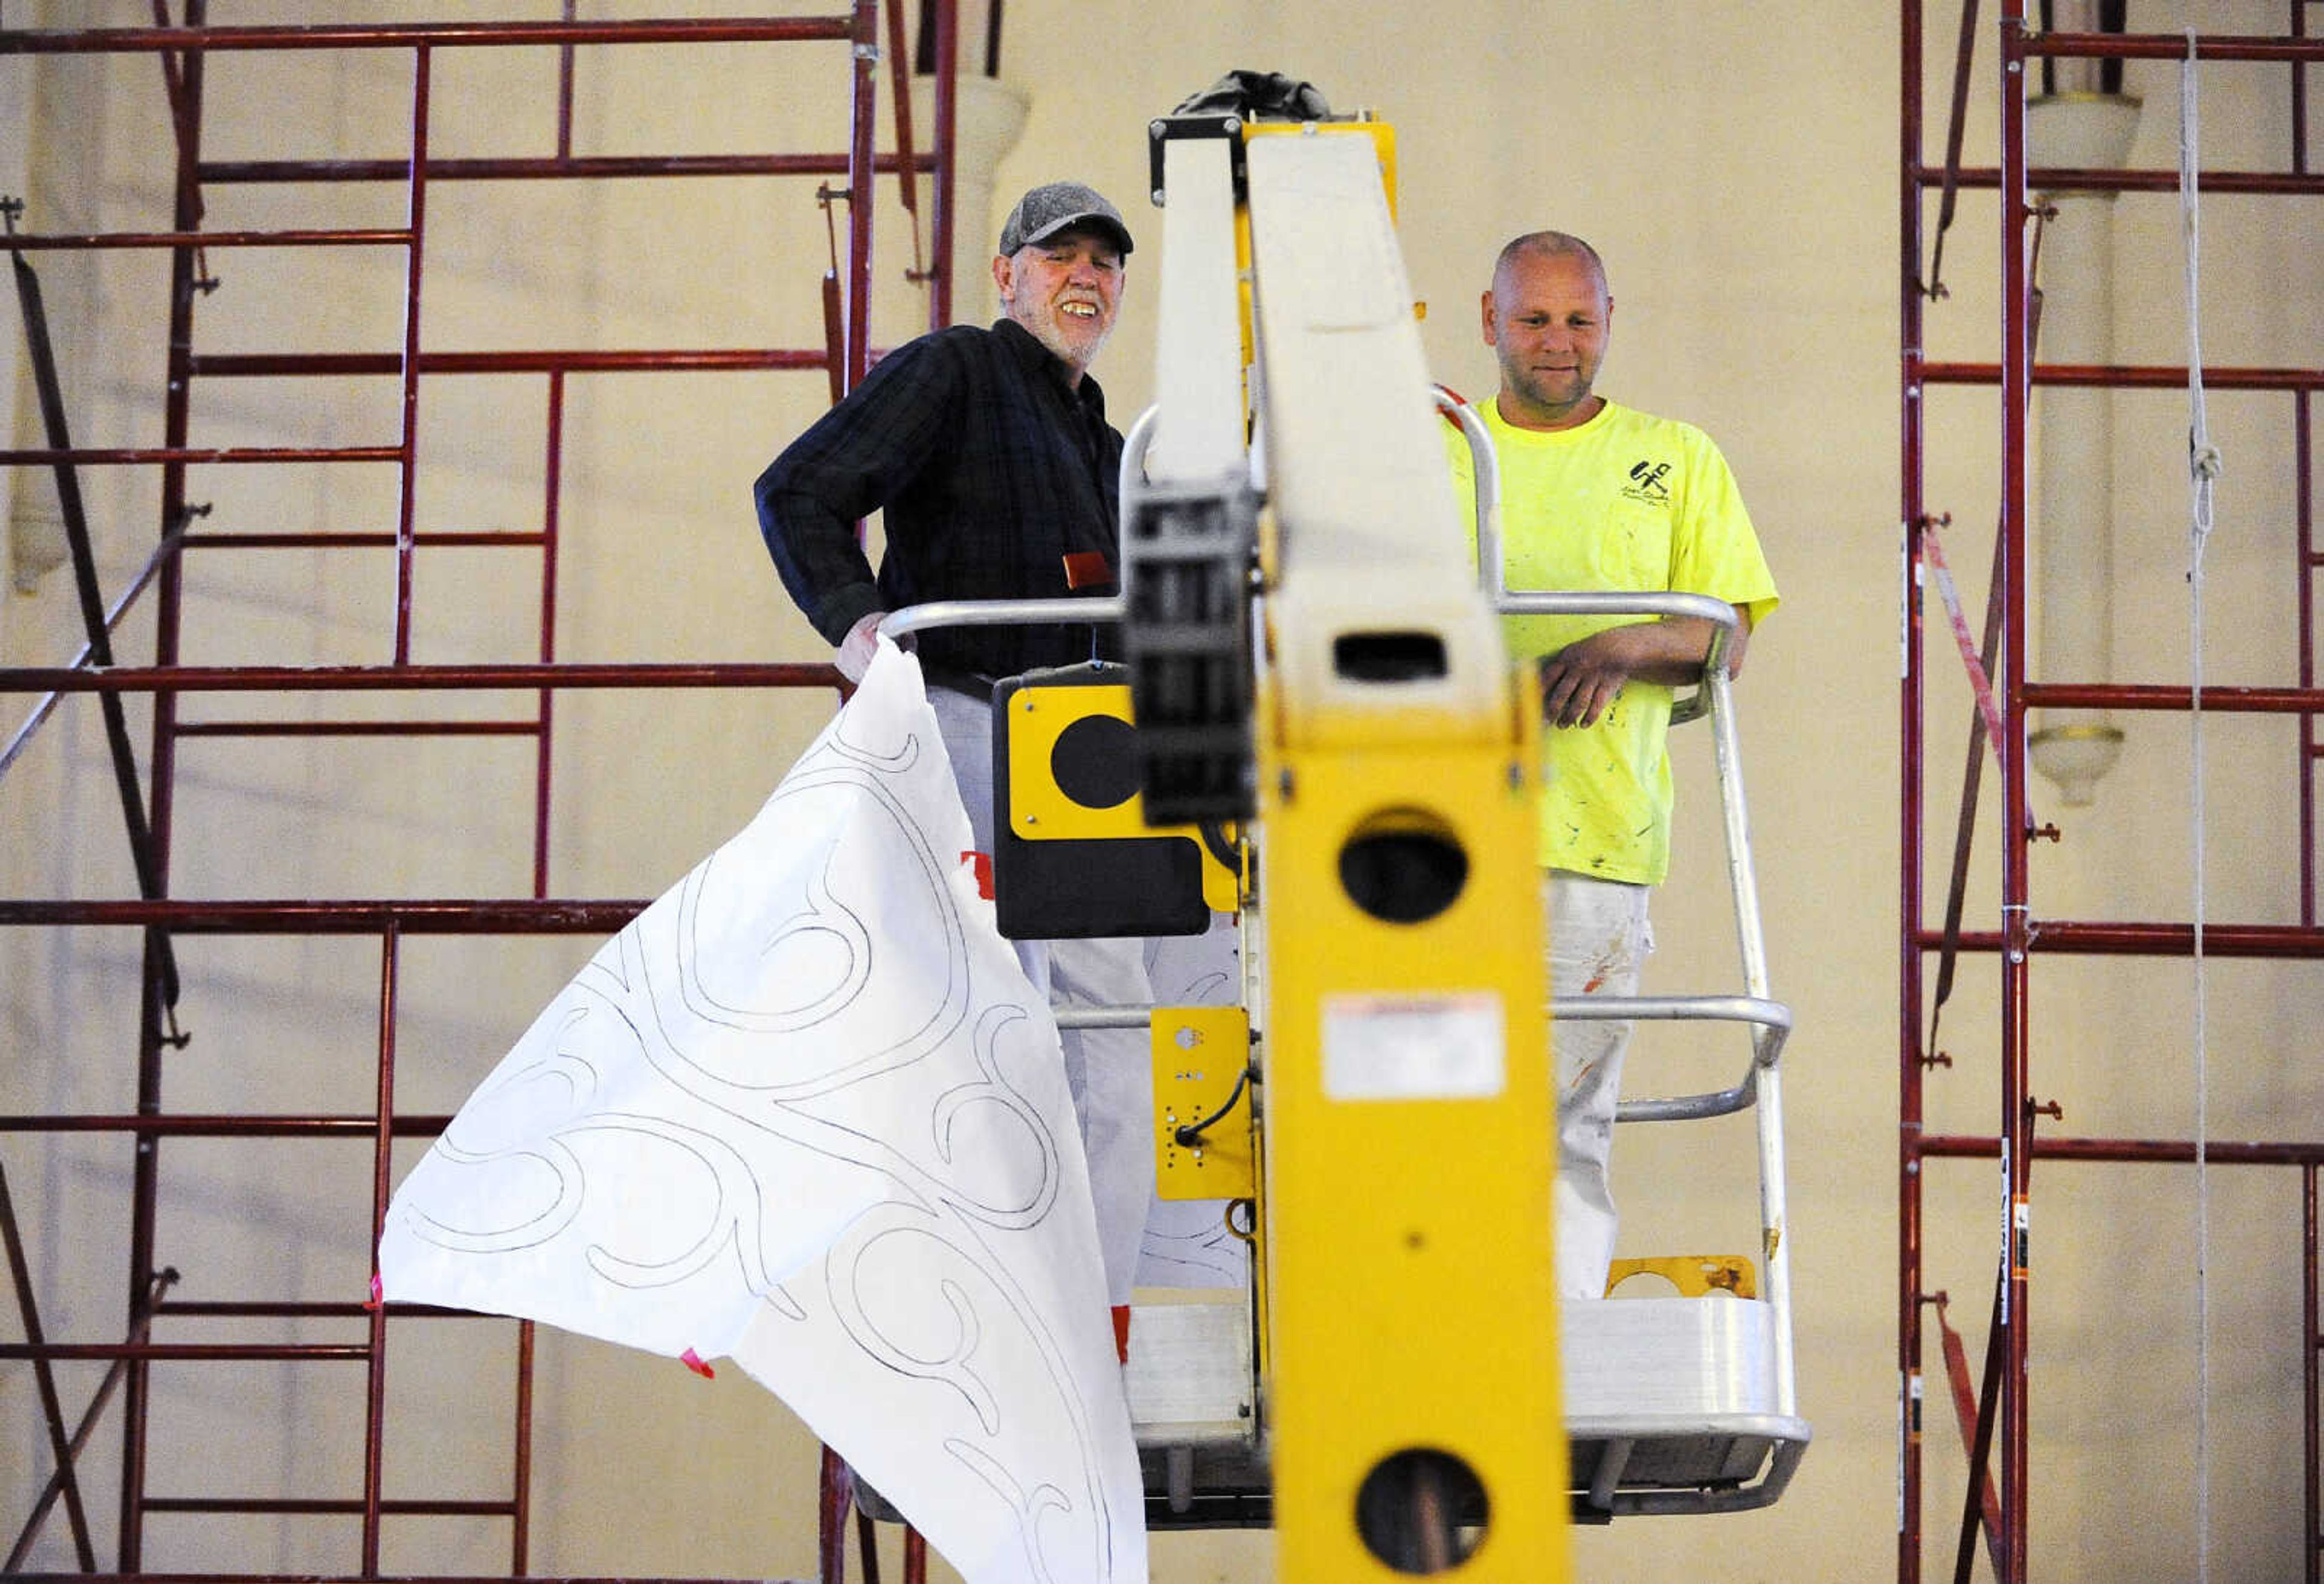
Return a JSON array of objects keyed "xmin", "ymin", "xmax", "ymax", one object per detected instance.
[{"xmin": 0, "ymin": 8, "xmax": 956, "ymax": 1577}]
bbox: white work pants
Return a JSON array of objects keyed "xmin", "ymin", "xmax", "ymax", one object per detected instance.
[
  {"xmin": 930, "ymin": 685, "xmax": 1155, "ymax": 1306},
  {"xmin": 1545, "ymin": 869, "xmax": 1654, "ymax": 1300}
]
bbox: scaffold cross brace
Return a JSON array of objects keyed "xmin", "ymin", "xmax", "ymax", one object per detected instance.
[{"xmin": 1918, "ymin": 519, "xmax": 2007, "ymax": 767}]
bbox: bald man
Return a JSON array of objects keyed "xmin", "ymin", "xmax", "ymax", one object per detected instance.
[{"xmin": 1450, "ymin": 231, "xmax": 1780, "ymax": 1299}]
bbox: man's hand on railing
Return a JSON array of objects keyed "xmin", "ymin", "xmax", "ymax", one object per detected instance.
[
  {"xmin": 835, "ymin": 609, "xmax": 890, "ymax": 684},
  {"xmin": 1537, "ymin": 612, "xmax": 1748, "ymax": 727}
]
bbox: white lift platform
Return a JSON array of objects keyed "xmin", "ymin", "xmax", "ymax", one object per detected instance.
[{"xmin": 1126, "ymin": 1274, "xmax": 1805, "ymax": 1528}]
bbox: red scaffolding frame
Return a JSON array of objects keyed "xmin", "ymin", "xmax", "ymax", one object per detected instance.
[
  {"xmin": 0, "ymin": 7, "xmax": 962, "ymax": 1580},
  {"xmin": 1900, "ymin": 5, "xmax": 2324, "ymax": 1581}
]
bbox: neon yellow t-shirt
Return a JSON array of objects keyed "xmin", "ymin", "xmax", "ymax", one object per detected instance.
[{"xmin": 1447, "ymin": 396, "xmax": 1778, "ymax": 885}]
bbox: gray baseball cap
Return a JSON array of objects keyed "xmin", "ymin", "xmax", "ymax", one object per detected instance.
[{"xmin": 997, "ymin": 181, "xmax": 1134, "ymax": 258}]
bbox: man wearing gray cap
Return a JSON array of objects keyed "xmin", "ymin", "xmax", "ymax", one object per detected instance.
[
  {"xmin": 753, "ymin": 181, "xmax": 1154, "ymax": 1349},
  {"xmin": 757, "ymin": 179, "xmax": 1134, "ymax": 690}
]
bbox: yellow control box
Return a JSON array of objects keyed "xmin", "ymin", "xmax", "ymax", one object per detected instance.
[{"xmin": 1150, "ymin": 1004, "xmax": 1255, "ymax": 1201}]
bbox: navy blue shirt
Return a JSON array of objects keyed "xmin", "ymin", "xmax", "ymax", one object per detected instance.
[{"xmin": 754, "ymin": 316, "xmax": 1124, "ymax": 684}]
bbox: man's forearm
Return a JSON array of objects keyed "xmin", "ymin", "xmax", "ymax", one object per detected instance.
[
  {"xmin": 1586, "ymin": 614, "xmax": 1750, "ymax": 687},
  {"xmin": 1535, "ymin": 613, "xmax": 1751, "ymax": 728}
]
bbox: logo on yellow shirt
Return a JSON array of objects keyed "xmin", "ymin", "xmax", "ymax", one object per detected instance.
[{"xmin": 1621, "ymin": 459, "xmax": 1672, "ymax": 505}]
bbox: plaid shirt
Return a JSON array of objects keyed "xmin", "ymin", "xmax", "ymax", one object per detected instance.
[{"xmin": 754, "ymin": 317, "xmax": 1124, "ymax": 683}]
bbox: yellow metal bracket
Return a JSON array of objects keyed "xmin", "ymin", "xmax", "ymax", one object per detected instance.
[
  {"xmin": 1151, "ymin": 1006, "xmax": 1256, "ymax": 1200},
  {"xmin": 1606, "ymin": 1254, "xmax": 1759, "ymax": 1299},
  {"xmin": 1003, "ymin": 678, "xmax": 1241, "ymax": 914}
]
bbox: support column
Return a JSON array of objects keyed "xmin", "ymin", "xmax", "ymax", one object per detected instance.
[
  {"xmin": 910, "ymin": 71, "xmax": 1027, "ymax": 326},
  {"xmin": 2025, "ymin": 89, "xmax": 2141, "ymax": 805}
]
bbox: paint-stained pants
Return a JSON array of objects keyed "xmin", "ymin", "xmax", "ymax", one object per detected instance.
[
  {"xmin": 1546, "ymin": 869, "xmax": 1655, "ymax": 1300},
  {"xmin": 931, "ymin": 685, "xmax": 1155, "ymax": 1307}
]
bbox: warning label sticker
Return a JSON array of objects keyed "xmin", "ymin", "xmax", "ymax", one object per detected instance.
[{"xmin": 1321, "ymin": 991, "xmax": 1505, "ymax": 1101}]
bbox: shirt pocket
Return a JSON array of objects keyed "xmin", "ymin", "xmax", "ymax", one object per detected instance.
[{"xmin": 1598, "ymin": 497, "xmax": 1675, "ymax": 591}]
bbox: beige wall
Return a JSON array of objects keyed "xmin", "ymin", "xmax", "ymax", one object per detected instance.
[{"xmin": 1, "ymin": 2, "xmax": 2317, "ymax": 1580}]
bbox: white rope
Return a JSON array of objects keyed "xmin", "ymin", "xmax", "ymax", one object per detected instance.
[{"xmin": 2178, "ymin": 29, "xmax": 2219, "ymax": 1584}]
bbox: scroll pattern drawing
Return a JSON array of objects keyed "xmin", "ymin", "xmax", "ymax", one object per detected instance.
[{"xmin": 378, "ymin": 644, "xmax": 1145, "ymax": 1584}]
